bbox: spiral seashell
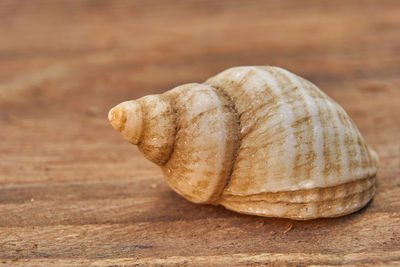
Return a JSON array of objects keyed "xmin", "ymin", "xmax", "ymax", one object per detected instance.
[{"xmin": 108, "ymin": 66, "xmax": 379, "ymax": 220}]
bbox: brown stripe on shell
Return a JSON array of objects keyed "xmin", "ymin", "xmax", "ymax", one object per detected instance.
[
  {"xmin": 256, "ymin": 68, "xmax": 303, "ymax": 184},
  {"xmin": 321, "ymin": 96, "xmax": 343, "ymax": 179},
  {"xmin": 289, "ymin": 73, "xmax": 339, "ymax": 186},
  {"xmin": 335, "ymin": 104, "xmax": 358, "ymax": 178},
  {"xmin": 213, "ymin": 69, "xmax": 257, "ymax": 119},
  {"xmin": 355, "ymin": 128, "xmax": 370, "ymax": 175},
  {"xmin": 136, "ymin": 95, "xmax": 177, "ymax": 165},
  {"xmin": 299, "ymin": 78, "xmax": 340, "ymax": 182},
  {"xmin": 351, "ymin": 119, "xmax": 374, "ymax": 176},
  {"xmin": 211, "ymin": 86, "xmax": 242, "ymax": 202},
  {"xmin": 248, "ymin": 69, "xmax": 293, "ymax": 181},
  {"xmin": 225, "ymin": 68, "xmax": 258, "ymax": 117},
  {"xmin": 300, "ymin": 78, "xmax": 350, "ymax": 181},
  {"xmin": 346, "ymin": 116, "xmax": 363, "ymax": 174},
  {"xmin": 264, "ymin": 67, "xmax": 318, "ymax": 184},
  {"xmin": 236, "ymin": 93, "xmax": 279, "ymax": 138},
  {"xmin": 298, "ymin": 77, "xmax": 348, "ymax": 182}
]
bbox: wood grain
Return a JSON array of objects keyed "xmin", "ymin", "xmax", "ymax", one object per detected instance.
[{"xmin": 0, "ymin": 0, "xmax": 399, "ymax": 266}]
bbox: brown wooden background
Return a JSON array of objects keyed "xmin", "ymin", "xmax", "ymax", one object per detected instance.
[{"xmin": 0, "ymin": 0, "xmax": 399, "ymax": 266}]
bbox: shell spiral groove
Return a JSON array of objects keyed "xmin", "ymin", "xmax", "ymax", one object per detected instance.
[{"xmin": 108, "ymin": 66, "xmax": 378, "ymax": 220}]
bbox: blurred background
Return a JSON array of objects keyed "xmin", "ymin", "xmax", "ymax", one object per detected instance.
[
  {"xmin": 0, "ymin": 0, "xmax": 399, "ymax": 263},
  {"xmin": 1, "ymin": 0, "xmax": 399, "ymax": 183}
]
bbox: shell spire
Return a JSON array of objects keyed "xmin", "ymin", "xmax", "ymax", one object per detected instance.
[
  {"xmin": 108, "ymin": 100, "xmax": 144, "ymax": 145},
  {"xmin": 108, "ymin": 95, "xmax": 177, "ymax": 165}
]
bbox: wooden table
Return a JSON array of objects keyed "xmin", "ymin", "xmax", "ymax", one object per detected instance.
[{"xmin": 1, "ymin": 1, "xmax": 399, "ymax": 265}]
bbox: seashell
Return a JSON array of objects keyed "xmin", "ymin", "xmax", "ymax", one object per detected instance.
[{"xmin": 108, "ymin": 66, "xmax": 379, "ymax": 220}]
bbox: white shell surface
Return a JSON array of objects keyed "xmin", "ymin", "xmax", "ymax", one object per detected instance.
[{"xmin": 205, "ymin": 66, "xmax": 378, "ymax": 196}]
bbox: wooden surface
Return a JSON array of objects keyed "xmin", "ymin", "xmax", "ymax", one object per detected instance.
[{"xmin": 0, "ymin": 0, "xmax": 399, "ymax": 266}]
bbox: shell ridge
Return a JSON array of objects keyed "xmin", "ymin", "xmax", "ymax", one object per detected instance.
[
  {"xmin": 319, "ymin": 90, "xmax": 349, "ymax": 181},
  {"xmin": 301, "ymin": 78, "xmax": 336, "ymax": 184},
  {"xmin": 136, "ymin": 99, "xmax": 146, "ymax": 146},
  {"xmin": 222, "ymin": 174, "xmax": 376, "ymax": 201},
  {"xmin": 338, "ymin": 104, "xmax": 359, "ymax": 180},
  {"xmin": 219, "ymin": 179, "xmax": 375, "ymax": 219},
  {"xmin": 355, "ymin": 129, "xmax": 370, "ymax": 176},
  {"xmin": 319, "ymin": 91, "xmax": 343, "ymax": 180},
  {"xmin": 223, "ymin": 183, "xmax": 375, "ymax": 205},
  {"xmin": 210, "ymin": 85, "xmax": 243, "ymax": 202},
  {"xmin": 252, "ymin": 67, "xmax": 297, "ymax": 187},
  {"xmin": 273, "ymin": 67, "xmax": 325, "ymax": 187},
  {"xmin": 261, "ymin": 67, "xmax": 316, "ymax": 187},
  {"xmin": 159, "ymin": 93, "xmax": 178, "ymax": 166}
]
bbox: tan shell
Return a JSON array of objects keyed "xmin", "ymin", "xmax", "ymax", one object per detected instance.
[{"xmin": 108, "ymin": 66, "xmax": 379, "ymax": 220}]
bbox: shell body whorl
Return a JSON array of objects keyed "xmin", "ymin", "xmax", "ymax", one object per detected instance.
[{"xmin": 109, "ymin": 66, "xmax": 378, "ymax": 219}]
